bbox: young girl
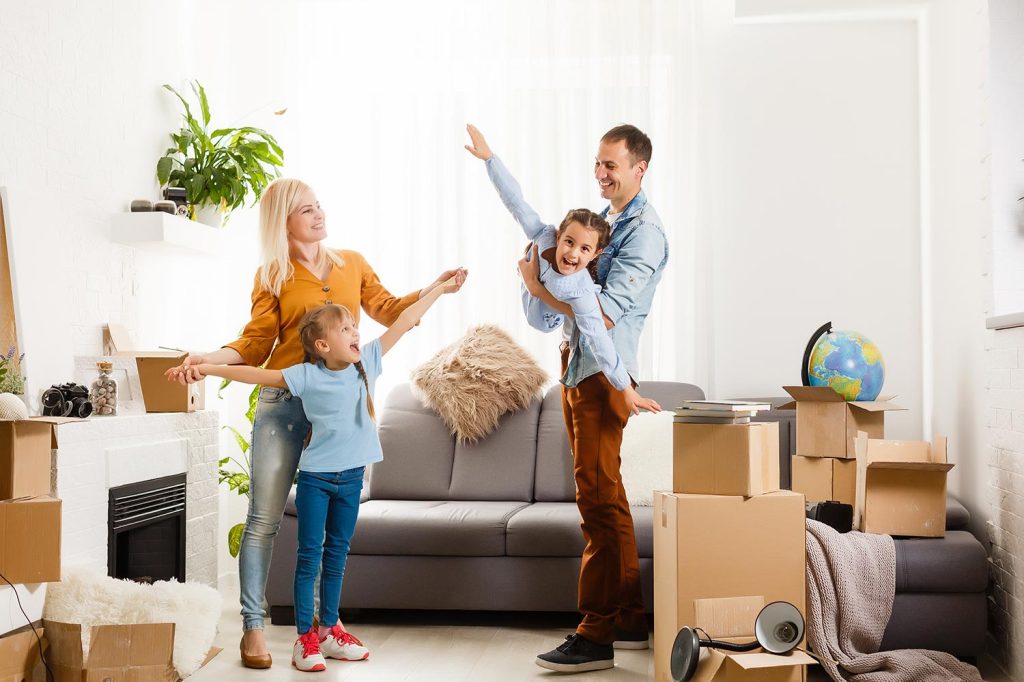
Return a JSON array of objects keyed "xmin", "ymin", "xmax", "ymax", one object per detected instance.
[
  {"xmin": 465, "ymin": 124, "xmax": 661, "ymax": 415},
  {"xmin": 192, "ymin": 279, "xmax": 461, "ymax": 672}
]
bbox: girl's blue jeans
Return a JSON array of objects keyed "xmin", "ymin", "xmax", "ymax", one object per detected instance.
[
  {"xmin": 239, "ymin": 387, "xmax": 310, "ymax": 631},
  {"xmin": 293, "ymin": 467, "xmax": 364, "ymax": 634}
]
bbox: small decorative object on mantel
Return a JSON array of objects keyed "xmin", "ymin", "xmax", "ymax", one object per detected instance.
[
  {"xmin": 41, "ymin": 382, "xmax": 93, "ymax": 418},
  {"xmin": 156, "ymin": 80, "xmax": 286, "ymax": 227},
  {"xmin": 130, "ymin": 199, "xmax": 153, "ymax": 212},
  {"xmin": 153, "ymin": 200, "xmax": 177, "ymax": 215},
  {"xmin": 90, "ymin": 361, "xmax": 118, "ymax": 415},
  {"xmin": 0, "ymin": 392, "xmax": 28, "ymax": 420}
]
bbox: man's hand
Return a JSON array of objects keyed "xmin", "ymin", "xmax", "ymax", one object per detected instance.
[
  {"xmin": 464, "ymin": 124, "xmax": 493, "ymax": 161},
  {"xmin": 623, "ymin": 386, "xmax": 662, "ymax": 416},
  {"xmin": 421, "ymin": 268, "xmax": 468, "ymax": 298},
  {"xmin": 517, "ymin": 244, "xmax": 542, "ymax": 295}
]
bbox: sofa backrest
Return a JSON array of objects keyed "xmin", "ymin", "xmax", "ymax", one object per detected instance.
[
  {"xmin": 368, "ymin": 383, "xmax": 540, "ymax": 502},
  {"xmin": 533, "ymin": 380, "xmax": 706, "ymax": 502}
]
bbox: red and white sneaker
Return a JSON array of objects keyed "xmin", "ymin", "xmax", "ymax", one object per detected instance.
[
  {"xmin": 320, "ymin": 624, "xmax": 370, "ymax": 661},
  {"xmin": 292, "ymin": 627, "xmax": 327, "ymax": 672}
]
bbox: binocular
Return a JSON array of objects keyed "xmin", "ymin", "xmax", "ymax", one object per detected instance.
[{"xmin": 41, "ymin": 382, "xmax": 93, "ymax": 418}]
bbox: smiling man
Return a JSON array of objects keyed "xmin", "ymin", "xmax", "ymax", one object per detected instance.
[{"xmin": 516, "ymin": 125, "xmax": 669, "ymax": 673}]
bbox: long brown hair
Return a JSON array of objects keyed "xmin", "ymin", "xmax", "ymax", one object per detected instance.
[
  {"xmin": 298, "ymin": 304, "xmax": 376, "ymax": 421},
  {"xmin": 556, "ymin": 208, "xmax": 612, "ymax": 280}
]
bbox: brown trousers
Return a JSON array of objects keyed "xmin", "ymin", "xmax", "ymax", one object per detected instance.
[{"xmin": 561, "ymin": 348, "xmax": 646, "ymax": 644}]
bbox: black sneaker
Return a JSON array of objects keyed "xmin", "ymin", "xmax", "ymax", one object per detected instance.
[
  {"xmin": 535, "ymin": 634, "xmax": 614, "ymax": 673},
  {"xmin": 612, "ymin": 627, "xmax": 650, "ymax": 650}
]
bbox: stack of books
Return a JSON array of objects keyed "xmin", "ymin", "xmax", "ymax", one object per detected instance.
[{"xmin": 673, "ymin": 399, "xmax": 773, "ymax": 424}]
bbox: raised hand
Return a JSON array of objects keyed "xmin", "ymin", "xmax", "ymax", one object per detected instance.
[
  {"xmin": 421, "ymin": 267, "xmax": 468, "ymax": 298},
  {"xmin": 464, "ymin": 124, "xmax": 493, "ymax": 161}
]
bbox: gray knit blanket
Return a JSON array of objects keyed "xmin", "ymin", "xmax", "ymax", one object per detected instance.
[{"xmin": 805, "ymin": 519, "xmax": 982, "ymax": 682}]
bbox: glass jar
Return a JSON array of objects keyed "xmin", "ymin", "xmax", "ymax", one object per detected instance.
[{"xmin": 91, "ymin": 361, "xmax": 117, "ymax": 415}]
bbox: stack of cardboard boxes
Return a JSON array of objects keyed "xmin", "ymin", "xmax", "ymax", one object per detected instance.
[
  {"xmin": 783, "ymin": 386, "xmax": 954, "ymax": 538},
  {"xmin": 654, "ymin": 413, "xmax": 814, "ymax": 681}
]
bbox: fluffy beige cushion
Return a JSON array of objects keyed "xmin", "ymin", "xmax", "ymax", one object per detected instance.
[{"xmin": 411, "ymin": 324, "xmax": 548, "ymax": 443}]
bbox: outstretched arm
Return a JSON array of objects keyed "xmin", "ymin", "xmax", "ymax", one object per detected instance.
[
  {"xmin": 466, "ymin": 124, "xmax": 551, "ymax": 242},
  {"xmin": 379, "ymin": 276, "xmax": 460, "ymax": 355},
  {"xmin": 192, "ymin": 364, "xmax": 287, "ymax": 389}
]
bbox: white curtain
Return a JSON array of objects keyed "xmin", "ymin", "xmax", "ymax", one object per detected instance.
[{"xmin": 233, "ymin": 0, "xmax": 700, "ymax": 400}]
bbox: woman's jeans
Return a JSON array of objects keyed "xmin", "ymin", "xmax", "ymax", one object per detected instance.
[
  {"xmin": 293, "ymin": 467, "xmax": 364, "ymax": 634},
  {"xmin": 239, "ymin": 387, "xmax": 310, "ymax": 631}
]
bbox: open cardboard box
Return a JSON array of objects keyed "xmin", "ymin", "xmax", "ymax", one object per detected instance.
[
  {"xmin": 653, "ymin": 491, "xmax": 806, "ymax": 682},
  {"xmin": 791, "ymin": 455, "xmax": 856, "ymax": 505},
  {"xmin": 105, "ymin": 324, "xmax": 203, "ymax": 413},
  {"xmin": 0, "ymin": 416, "xmax": 76, "ymax": 501},
  {"xmin": 673, "ymin": 422, "xmax": 780, "ymax": 496},
  {"xmin": 0, "ymin": 625, "xmax": 46, "ymax": 682},
  {"xmin": 780, "ymin": 386, "xmax": 904, "ymax": 459},
  {"xmin": 45, "ymin": 620, "xmax": 220, "ymax": 682},
  {"xmin": 0, "ymin": 496, "xmax": 61, "ymax": 583},
  {"xmin": 854, "ymin": 431, "xmax": 953, "ymax": 537}
]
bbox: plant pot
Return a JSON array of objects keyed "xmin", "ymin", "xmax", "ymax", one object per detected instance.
[{"xmin": 192, "ymin": 204, "xmax": 227, "ymax": 228}]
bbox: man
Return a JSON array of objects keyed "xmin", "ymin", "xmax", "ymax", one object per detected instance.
[{"xmin": 467, "ymin": 123, "xmax": 669, "ymax": 673}]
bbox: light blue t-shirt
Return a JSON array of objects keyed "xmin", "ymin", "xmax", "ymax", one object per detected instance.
[{"xmin": 281, "ymin": 338, "xmax": 384, "ymax": 473}]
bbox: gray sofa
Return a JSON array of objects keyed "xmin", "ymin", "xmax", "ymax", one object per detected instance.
[
  {"xmin": 266, "ymin": 380, "xmax": 703, "ymax": 619},
  {"xmin": 266, "ymin": 381, "xmax": 988, "ymax": 658}
]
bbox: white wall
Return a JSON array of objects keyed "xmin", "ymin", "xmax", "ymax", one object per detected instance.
[{"xmin": 990, "ymin": 0, "xmax": 1024, "ymax": 315}]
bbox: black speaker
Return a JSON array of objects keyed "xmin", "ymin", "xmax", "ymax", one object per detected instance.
[
  {"xmin": 807, "ymin": 501, "xmax": 853, "ymax": 533},
  {"xmin": 670, "ymin": 601, "xmax": 804, "ymax": 682}
]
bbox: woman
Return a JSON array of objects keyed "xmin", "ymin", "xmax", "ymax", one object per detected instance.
[{"xmin": 166, "ymin": 178, "xmax": 467, "ymax": 668}]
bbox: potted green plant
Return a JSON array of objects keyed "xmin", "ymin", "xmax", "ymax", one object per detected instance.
[
  {"xmin": 156, "ymin": 80, "xmax": 284, "ymax": 226},
  {"xmin": 0, "ymin": 345, "xmax": 28, "ymax": 419}
]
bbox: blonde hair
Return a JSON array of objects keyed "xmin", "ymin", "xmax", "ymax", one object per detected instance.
[
  {"xmin": 257, "ymin": 178, "xmax": 345, "ymax": 296},
  {"xmin": 298, "ymin": 304, "xmax": 375, "ymax": 421}
]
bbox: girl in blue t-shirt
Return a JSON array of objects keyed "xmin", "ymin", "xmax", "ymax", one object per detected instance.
[{"xmin": 192, "ymin": 276, "xmax": 461, "ymax": 673}]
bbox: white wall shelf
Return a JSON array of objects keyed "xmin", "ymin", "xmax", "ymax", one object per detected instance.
[{"xmin": 112, "ymin": 211, "xmax": 223, "ymax": 256}]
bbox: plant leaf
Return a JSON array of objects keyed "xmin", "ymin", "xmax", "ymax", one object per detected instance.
[
  {"xmin": 228, "ymin": 522, "xmax": 245, "ymax": 558},
  {"xmin": 156, "ymin": 156, "xmax": 173, "ymax": 185},
  {"xmin": 193, "ymin": 80, "xmax": 211, "ymax": 128},
  {"xmin": 222, "ymin": 425, "xmax": 250, "ymax": 454}
]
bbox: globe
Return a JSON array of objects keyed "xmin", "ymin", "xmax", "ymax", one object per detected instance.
[{"xmin": 806, "ymin": 328, "xmax": 885, "ymax": 401}]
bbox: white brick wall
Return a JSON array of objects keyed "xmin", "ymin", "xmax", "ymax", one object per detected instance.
[{"xmin": 987, "ymin": 325, "xmax": 1024, "ymax": 675}]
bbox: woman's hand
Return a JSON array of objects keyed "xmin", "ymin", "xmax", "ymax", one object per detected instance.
[
  {"xmin": 163, "ymin": 355, "xmax": 208, "ymax": 385},
  {"xmin": 464, "ymin": 124, "xmax": 493, "ymax": 161},
  {"xmin": 623, "ymin": 386, "xmax": 662, "ymax": 416},
  {"xmin": 518, "ymin": 244, "xmax": 542, "ymax": 295},
  {"xmin": 420, "ymin": 268, "xmax": 468, "ymax": 298}
]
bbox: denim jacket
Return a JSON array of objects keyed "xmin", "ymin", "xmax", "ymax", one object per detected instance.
[{"xmin": 485, "ymin": 156, "xmax": 669, "ymax": 387}]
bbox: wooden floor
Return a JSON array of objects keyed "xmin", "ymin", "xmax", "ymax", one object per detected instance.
[{"xmin": 191, "ymin": 575, "xmax": 1008, "ymax": 681}]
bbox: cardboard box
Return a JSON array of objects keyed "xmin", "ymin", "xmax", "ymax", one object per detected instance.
[
  {"xmin": 106, "ymin": 324, "xmax": 204, "ymax": 413},
  {"xmin": 0, "ymin": 625, "xmax": 46, "ymax": 682},
  {"xmin": 695, "ymin": 650, "xmax": 817, "ymax": 682},
  {"xmin": 653, "ymin": 491, "xmax": 806, "ymax": 682},
  {"xmin": 854, "ymin": 432, "xmax": 952, "ymax": 537},
  {"xmin": 0, "ymin": 496, "xmax": 61, "ymax": 584},
  {"xmin": 45, "ymin": 620, "xmax": 220, "ymax": 682},
  {"xmin": 780, "ymin": 386, "xmax": 904, "ymax": 459},
  {"xmin": 0, "ymin": 421, "xmax": 56, "ymax": 501},
  {"xmin": 673, "ymin": 422, "xmax": 780, "ymax": 496},
  {"xmin": 791, "ymin": 455, "xmax": 856, "ymax": 505}
]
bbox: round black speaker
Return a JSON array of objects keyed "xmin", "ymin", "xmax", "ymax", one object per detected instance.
[{"xmin": 670, "ymin": 627, "xmax": 701, "ymax": 682}]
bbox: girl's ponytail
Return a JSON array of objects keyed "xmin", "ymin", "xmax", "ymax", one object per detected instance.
[{"xmin": 355, "ymin": 361, "xmax": 376, "ymax": 421}]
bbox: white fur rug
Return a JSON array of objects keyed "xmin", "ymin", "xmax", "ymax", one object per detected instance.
[{"xmin": 44, "ymin": 568, "xmax": 221, "ymax": 678}]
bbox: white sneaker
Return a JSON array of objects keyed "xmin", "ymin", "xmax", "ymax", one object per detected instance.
[
  {"xmin": 292, "ymin": 628, "xmax": 327, "ymax": 672},
  {"xmin": 320, "ymin": 624, "xmax": 370, "ymax": 661}
]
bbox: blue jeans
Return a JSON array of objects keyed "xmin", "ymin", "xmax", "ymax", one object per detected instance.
[
  {"xmin": 239, "ymin": 387, "xmax": 310, "ymax": 631},
  {"xmin": 293, "ymin": 467, "xmax": 364, "ymax": 634}
]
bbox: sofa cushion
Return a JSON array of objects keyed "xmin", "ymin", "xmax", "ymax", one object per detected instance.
[
  {"xmin": 945, "ymin": 497, "xmax": 970, "ymax": 530},
  {"xmin": 505, "ymin": 502, "xmax": 653, "ymax": 558},
  {"xmin": 349, "ymin": 500, "xmax": 529, "ymax": 556},
  {"xmin": 534, "ymin": 389, "xmax": 576, "ymax": 503},
  {"xmin": 369, "ymin": 383, "xmax": 540, "ymax": 502},
  {"xmin": 894, "ymin": 530, "xmax": 988, "ymax": 593}
]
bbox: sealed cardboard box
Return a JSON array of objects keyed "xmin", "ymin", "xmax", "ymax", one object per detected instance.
[
  {"xmin": 780, "ymin": 386, "xmax": 904, "ymax": 459},
  {"xmin": 854, "ymin": 432, "xmax": 952, "ymax": 538},
  {"xmin": 673, "ymin": 422, "xmax": 780, "ymax": 496},
  {"xmin": 0, "ymin": 420, "xmax": 56, "ymax": 501},
  {"xmin": 0, "ymin": 625, "xmax": 45, "ymax": 682},
  {"xmin": 0, "ymin": 496, "xmax": 61, "ymax": 583},
  {"xmin": 653, "ymin": 491, "xmax": 806, "ymax": 682},
  {"xmin": 791, "ymin": 455, "xmax": 856, "ymax": 505},
  {"xmin": 106, "ymin": 324, "xmax": 204, "ymax": 413}
]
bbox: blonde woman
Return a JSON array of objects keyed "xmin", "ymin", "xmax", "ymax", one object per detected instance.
[{"xmin": 166, "ymin": 178, "xmax": 467, "ymax": 668}]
